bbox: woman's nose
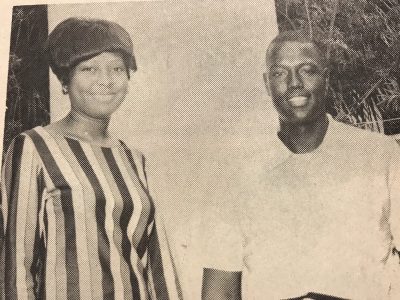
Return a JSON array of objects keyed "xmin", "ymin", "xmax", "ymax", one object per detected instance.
[{"xmin": 96, "ymin": 69, "xmax": 114, "ymax": 86}]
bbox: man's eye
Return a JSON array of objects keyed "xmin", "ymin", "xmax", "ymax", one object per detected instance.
[
  {"xmin": 114, "ymin": 67, "xmax": 126, "ymax": 72},
  {"xmin": 271, "ymin": 71, "xmax": 286, "ymax": 77},
  {"xmin": 300, "ymin": 66, "xmax": 317, "ymax": 75}
]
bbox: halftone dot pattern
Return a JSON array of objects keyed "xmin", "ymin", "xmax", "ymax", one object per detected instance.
[
  {"xmin": 0, "ymin": 127, "xmax": 182, "ymax": 299},
  {"xmin": 201, "ymin": 268, "xmax": 242, "ymax": 300},
  {"xmin": 283, "ymin": 292, "xmax": 350, "ymax": 300},
  {"xmin": 47, "ymin": 2, "xmax": 279, "ymax": 299},
  {"xmin": 201, "ymin": 115, "xmax": 400, "ymax": 299},
  {"xmin": 2, "ymin": 1, "xmax": 400, "ymax": 299}
]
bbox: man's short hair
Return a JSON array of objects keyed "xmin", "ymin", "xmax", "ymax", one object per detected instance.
[{"xmin": 266, "ymin": 30, "xmax": 328, "ymax": 67}]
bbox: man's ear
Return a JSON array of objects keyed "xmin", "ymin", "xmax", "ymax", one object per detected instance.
[
  {"xmin": 323, "ymin": 67, "xmax": 330, "ymax": 96},
  {"xmin": 323, "ymin": 66, "xmax": 330, "ymax": 83},
  {"xmin": 322, "ymin": 66, "xmax": 329, "ymax": 77},
  {"xmin": 263, "ymin": 72, "xmax": 271, "ymax": 96}
]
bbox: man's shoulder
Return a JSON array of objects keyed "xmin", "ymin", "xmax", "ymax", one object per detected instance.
[
  {"xmin": 332, "ymin": 117, "xmax": 380, "ymax": 137},
  {"xmin": 331, "ymin": 118, "xmax": 397, "ymax": 147}
]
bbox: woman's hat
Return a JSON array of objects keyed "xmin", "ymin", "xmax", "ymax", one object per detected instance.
[{"xmin": 46, "ymin": 17, "xmax": 137, "ymax": 83}]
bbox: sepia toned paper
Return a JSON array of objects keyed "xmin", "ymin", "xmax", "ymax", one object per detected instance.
[
  {"xmin": 0, "ymin": 1, "xmax": 278, "ymax": 298},
  {"xmin": 1, "ymin": 1, "xmax": 399, "ymax": 299}
]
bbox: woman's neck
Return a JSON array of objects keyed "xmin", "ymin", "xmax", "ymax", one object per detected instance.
[{"xmin": 58, "ymin": 110, "xmax": 112, "ymax": 143}]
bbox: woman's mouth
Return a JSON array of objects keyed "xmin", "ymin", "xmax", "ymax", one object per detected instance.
[
  {"xmin": 288, "ymin": 96, "xmax": 308, "ymax": 107},
  {"xmin": 91, "ymin": 94, "xmax": 116, "ymax": 102}
]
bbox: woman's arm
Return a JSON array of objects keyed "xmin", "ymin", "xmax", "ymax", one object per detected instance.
[
  {"xmin": 1, "ymin": 134, "xmax": 44, "ymax": 299},
  {"xmin": 202, "ymin": 268, "xmax": 241, "ymax": 300},
  {"xmin": 127, "ymin": 148, "xmax": 183, "ymax": 299}
]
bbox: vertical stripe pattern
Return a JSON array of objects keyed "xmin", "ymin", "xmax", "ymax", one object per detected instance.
[
  {"xmin": 102, "ymin": 148, "xmax": 141, "ymax": 299},
  {"xmin": 4, "ymin": 135, "xmax": 25, "ymax": 300},
  {"xmin": 28, "ymin": 130, "xmax": 81, "ymax": 300},
  {"xmin": 0, "ymin": 126, "xmax": 182, "ymax": 299},
  {"xmin": 67, "ymin": 139, "xmax": 114, "ymax": 299}
]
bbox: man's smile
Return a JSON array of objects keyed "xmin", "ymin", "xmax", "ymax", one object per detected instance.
[{"xmin": 288, "ymin": 96, "xmax": 309, "ymax": 107}]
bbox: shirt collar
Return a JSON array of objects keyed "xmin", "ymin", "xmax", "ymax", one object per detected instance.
[{"xmin": 266, "ymin": 114, "xmax": 336, "ymax": 170}]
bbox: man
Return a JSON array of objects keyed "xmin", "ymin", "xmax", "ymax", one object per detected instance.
[{"xmin": 201, "ymin": 30, "xmax": 400, "ymax": 299}]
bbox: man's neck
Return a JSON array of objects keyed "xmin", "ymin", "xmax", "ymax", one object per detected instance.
[{"xmin": 278, "ymin": 114, "xmax": 329, "ymax": 154}]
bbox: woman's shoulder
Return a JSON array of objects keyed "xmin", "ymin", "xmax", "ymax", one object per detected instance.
[
  {"xmin": 6, "ymin": 126, "xmax": 45, "ymax": 150},
  {"xmin": 118, "ymin": 139, "xmax": 148, "ymax": 180},
  {"xmin": 118, "ymin": 139, "xmax": 145, "ymax": 159},
  {"xmin": 2, "ymin": 127, "xmax": 47, "ymax": 171}
]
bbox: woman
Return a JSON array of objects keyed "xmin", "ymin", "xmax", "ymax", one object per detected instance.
[{"xmin": 1, "ymin": 17, "xmax": 181, "ymax": 300}]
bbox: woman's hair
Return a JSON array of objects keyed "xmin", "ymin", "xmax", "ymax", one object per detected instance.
[{"xmin": 45, "ymin": 17, "xmax": 137, "ymax": 85}]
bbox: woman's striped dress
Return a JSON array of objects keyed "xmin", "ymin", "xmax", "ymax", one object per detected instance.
[{"xmin": 0, "ymin": 126, "xmax": 181, "ymax": 300}]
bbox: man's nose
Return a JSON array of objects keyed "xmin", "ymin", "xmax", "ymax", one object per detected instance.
[{"xmin": 288, "ymin": 69, "xmax": 303, "ymax": 88}]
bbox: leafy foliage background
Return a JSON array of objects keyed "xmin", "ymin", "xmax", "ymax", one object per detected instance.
[
  {"xmin": 3, "ymin": 2, "xmax": 400, "ymax": 163},
  {"xmin": 2, "ymin": 5, "xmax": 49, "ymax": 161},
  {"xmin": 275, "ymin": 0, "xmax": 400, "ymax": 134}
]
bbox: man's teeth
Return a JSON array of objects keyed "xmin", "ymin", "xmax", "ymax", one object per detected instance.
[{"xmin": 288, "ymin": 96, "xmax": 308, "ymax": 107}]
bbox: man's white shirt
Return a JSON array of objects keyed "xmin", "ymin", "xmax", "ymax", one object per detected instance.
[{"xmin": 202, "ymin": 115, "xmax": 400, "ymax": 299}]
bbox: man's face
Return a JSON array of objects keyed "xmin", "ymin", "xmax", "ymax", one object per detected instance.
[{"xmin": 264, "ymin": 41, "xmax": 327, "ymax": 124}]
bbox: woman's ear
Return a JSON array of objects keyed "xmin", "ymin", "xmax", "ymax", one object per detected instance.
[{"xmin": 62, "ymin": 84, "xmax": 69, "ymax": 95}]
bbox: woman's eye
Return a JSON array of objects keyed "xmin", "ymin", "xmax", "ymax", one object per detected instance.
[{"xmin": 81, "ymin": 67, "xmax": 96, "ymax": 72}]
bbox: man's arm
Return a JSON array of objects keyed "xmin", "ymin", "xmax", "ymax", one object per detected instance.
[
  {"xmin": 388, "ymin": 141, "xmax": 400, "ymax": 299},
  {"xmin": 202, "ymin": 268, "xmax": 241, "ymax": 300}
]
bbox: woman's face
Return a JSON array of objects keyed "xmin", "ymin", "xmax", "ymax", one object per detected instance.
[{"xmin": 68, "ymin": 52, "xmax": 129, "ymax": 119}]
